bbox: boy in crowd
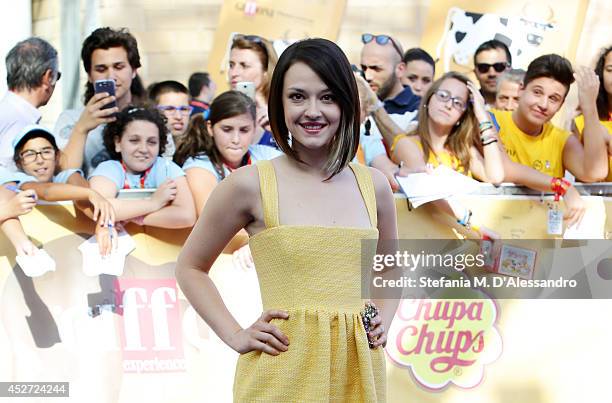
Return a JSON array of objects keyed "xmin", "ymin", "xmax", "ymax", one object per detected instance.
[
  {"xmin": 54, "ymin": 27, "xmax": 147, "ymax": 175},
  {"xmin": 474, "ymin": 40, "xmax": 512, "ymax": 107},
  {"xmin": 188, "ymin": 72, "xmax": 216, "ymax": 118},
  {"xmin": 494, "ymin": 69, "xmax": 525, "ymax": 111},
  {"xmin": 492, "ymin": 54, "xmax": 608, "ymax": 182},
  {"xmin": 149, "ymin": 80, "xmax": 191, "ymax": 147}
]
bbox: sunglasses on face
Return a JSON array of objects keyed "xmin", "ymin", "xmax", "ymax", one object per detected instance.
[
  {"xmin": 433, "ymin": 89, "xmax": 467, "ymax": 112},
  {"xmin": 475, "ymin": 62, "xmax": 510, "ymax": 74},
  {"xmin": 361, "ymin": 33, "xmax": 403, "ymax": 59}
]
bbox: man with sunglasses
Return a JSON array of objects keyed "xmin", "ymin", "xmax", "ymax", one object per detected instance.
[
  {"xmin": 149, "ymin": 80, "xmax": 194, "ymax": 153},
  {"xmin": 0, "ymin": 37, "xmax": 60, "ymax": 171},
  {"xmin": 473, "ymin": 39, "xmax": 512, "ymax": 107},
  {"xmin": 359, "ymin": 33, "xmax": 420, "ymax": 190}
]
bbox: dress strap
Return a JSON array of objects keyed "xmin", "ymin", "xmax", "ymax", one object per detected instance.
[
  {"xmin": 348, "ymin": 163, "xmax": 377, "ymax": 228},
  {"xmin": 256, "ymin": 160, "xmax": 280, "ymax": 228}
]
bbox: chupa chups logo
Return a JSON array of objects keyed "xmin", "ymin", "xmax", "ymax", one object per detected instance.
[{"xmin": 386, "ymin": 291, "xmax": 502, "ymax": 390}]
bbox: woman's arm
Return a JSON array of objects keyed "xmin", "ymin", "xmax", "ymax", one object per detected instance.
[
  {"xmin": 176, "ymin": 166, "xmax": 289, "ymax": 355},
  {"xmin": 369, "ymin": 168, "xmax": 399, "ymax": 347},
  {"xmin": 468, "ymin": 143, "xmax": 504, "ymax": 185},
  {"xmin": 185, "ymin": 167, "xmax": 219, "ymax": 216}
]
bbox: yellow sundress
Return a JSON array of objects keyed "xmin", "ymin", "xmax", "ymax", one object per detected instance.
[{"xmin": 233, "ymin": 160, "xmax": 386, "ymax": 402}]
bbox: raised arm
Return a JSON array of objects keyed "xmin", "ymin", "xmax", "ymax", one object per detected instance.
[
  {"xmin": 176, "ymin": 166, "xmax": 289, "ymax": 355},
  {"xmin": 563, "ymin": 67, "xmax": 608, "ymax": 182},
  {"xmin": 58, "ymin": 93, "xmax": 118, "ymax": 170},
  {"xmin": 466, "ymin": 81, "xmax": 504, "ymax": 185}
]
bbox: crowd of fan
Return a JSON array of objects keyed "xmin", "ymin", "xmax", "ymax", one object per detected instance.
[{"xmin": 0, "ymin": 26, "xmax": 611, "ymax": 255}]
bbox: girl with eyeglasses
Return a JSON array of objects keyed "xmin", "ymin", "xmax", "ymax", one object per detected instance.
[
  {"xmin": 229, "ymin": 34, "xmax": 279, "ymax": 148},
  {"xmin": 177, "ymin": 38, "xmax": 397, "ymax": 401},
  {"xmin": 390, "ymin": 72, "xmax": 505, "ymax": 238},
  {"xmin": 0, "ymin": 125, "xmax": 116, "ymax": 256},
  {"xmin": 88, "ymin": 107, "xmax": 196, "ymax": 229}
]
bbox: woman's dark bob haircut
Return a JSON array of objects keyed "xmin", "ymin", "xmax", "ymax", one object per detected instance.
[{"xmin": 268, "ymin": 38, "xmax": 360, "ymax": 177}]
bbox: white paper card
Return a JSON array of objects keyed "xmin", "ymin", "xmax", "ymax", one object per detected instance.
[
  {"xmin": 16, "ymin": 248, "xmax": 56, "ymax": 277},
  {"xmin": 78, "ymin": 230, "xmax": 135, "ymax": 276},
  {"xmin": 396, "ymin": 165, "xmax": 481, "ymax": 208}
]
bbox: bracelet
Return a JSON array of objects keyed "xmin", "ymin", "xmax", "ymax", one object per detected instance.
[
  {"xmin": 478, "ymin": 121, "xmax": 494, "ymax": 134},
  {"xmin": 480, "ymin": 133, "xmax": 495, "ymax": 142},
  {"xmin": 550, "ymin": 177, "xmax": 570, "ymax": 201},
  {"xmin": 482, "ymin": 138, "xmax": 498, "ymax": 146},
  {"xmin": 457, "ymin": 209, "xmax": 472, "ymax": 228}
]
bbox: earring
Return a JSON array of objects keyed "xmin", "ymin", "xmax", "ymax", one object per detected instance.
[{"xmin": 288, "ymin": 132, "xmax": 293, "ymax": 147}]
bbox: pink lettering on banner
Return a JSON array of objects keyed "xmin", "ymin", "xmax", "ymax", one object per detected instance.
[
  {"xmin": 244, "ymin": 1, "xmax": 257, "ymax": 16},
  {"xmin": 114, "ymin": 278, "xmax": 186, "ymax": 373},
  {"xmin": 387, "ymin": 295, "xmax": 502, "ymax": 390}
]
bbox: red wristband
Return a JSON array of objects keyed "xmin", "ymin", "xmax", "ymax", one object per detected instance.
[{"xmin": 550, "ymin": 177, "xmax": 570, "ymax": 201}]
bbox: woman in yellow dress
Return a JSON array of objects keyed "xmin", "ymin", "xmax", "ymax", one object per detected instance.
[{"xmin": 176, "ymin": 38, "xmax": 398, "ymax": 402}]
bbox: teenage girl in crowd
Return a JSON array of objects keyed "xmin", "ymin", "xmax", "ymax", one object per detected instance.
[
  {"xmin": 573, "ymin": 45, "xmax": 612, "ymax": 181},
  {"xmin": 88, "ymin": 107, "xmax": 196, "ymax": 228},
  {"xmin": 174, "ymin": 91, "xmax": 281, "ymax": 216},
  {"xmin": 390, "ymin": 72, "xmax": 505, "ymax": 236},
  {"xmin": 228, "ymin": 34, "xmax": 278, "ymax": 147},
  {"xmin": 177, "ymin": 38, "xmax": 397, "ymax": 401},
  {"xmin": 0, "ymin": 126, "xmax": 116, "ymax": 255}
]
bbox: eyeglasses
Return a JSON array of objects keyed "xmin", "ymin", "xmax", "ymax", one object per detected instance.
[
  {"xmin": 50, "ymin": 70, "xmax": 61, "ymax": 85},
  {"xmin": 157, "ymin": 105, "xmax": 193, "ymax": 116},
  {"xmin": 361, "ymin": 34, "xmax": 403, "ymax": 59},
  {"xmin": 20, "ymin": 147, "xmax": 56, "ymax": 164},
  {"xmin": 433, "ymin": 89, "xmax": 466, "ymax": 111},
  {"xmin": 475, "ymin": 62, "xmax": 510, "ymax": 74}
]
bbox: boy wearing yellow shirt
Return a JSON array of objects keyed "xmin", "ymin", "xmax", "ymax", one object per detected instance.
[{"xmin": 492, "ymin": 54, "xmax": 608, "ymax": 182}]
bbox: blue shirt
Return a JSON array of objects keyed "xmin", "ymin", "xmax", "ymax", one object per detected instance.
[
  {"xmin": 258, "ymin": 130, "xmax": 278, "ymax": 149},
  {"xmin": 0, "ymin": 167, "xmax": 82, "ymax": 188},
  {"xmin": 182, "ymin": 144, "xmax": 282, "ymax": 182},
  {"xmin": 384, "ymin": 85, "xmax": 421, "ymax": 115},
  {"xmin": 89, "ymin": 157, "xmax": 185, "ymax": 191}
]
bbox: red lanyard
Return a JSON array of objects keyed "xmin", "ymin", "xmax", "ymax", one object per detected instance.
[
  {"xmin": 121, "ymin": 161, "xmax": 152, "ymax": 189},
  {"xmin": 222, "ymin": 152, "xmax": 252, "ymax": 173}
]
